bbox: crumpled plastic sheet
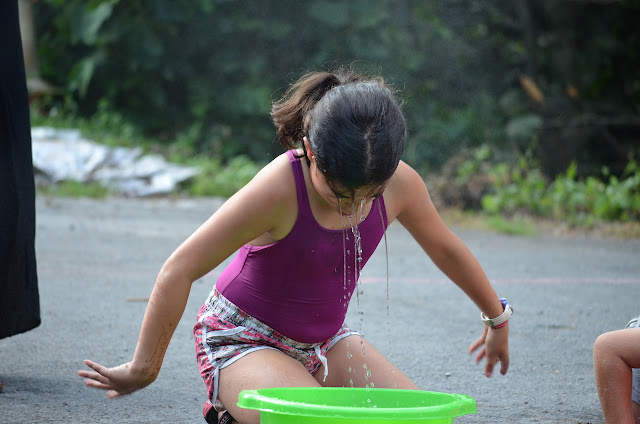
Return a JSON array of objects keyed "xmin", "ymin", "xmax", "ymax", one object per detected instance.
[{"xmin": 31, "ymin": 126, "xmax": 199, "ymax": 197}]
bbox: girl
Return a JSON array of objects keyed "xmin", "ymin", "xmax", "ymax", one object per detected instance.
[{"xmin": 79, "ymin": 67, "xmax": 511, "ymax": 424}]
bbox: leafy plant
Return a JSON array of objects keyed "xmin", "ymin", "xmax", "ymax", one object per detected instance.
[
  {"xmin": 481, "ymin": 156, "xmax": 640, "ymax": 226},
  {"xmin": 38, "ymin": 180, "xmax": 111, "ymax": 198},
  {"xmin": 185, "ymin": 155, "xmax": 262, "ymax": 198}
]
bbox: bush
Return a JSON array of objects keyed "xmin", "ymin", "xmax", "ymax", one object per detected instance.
[
  {"xmin": 186, "ymin": 155, "xmax": 262, "ymax": 198},
  {"xmin": 481, "ymin": 155, "xmax": 640, "ymax": 225}
]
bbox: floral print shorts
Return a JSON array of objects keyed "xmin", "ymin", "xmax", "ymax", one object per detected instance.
[{"xmin": 193, "ymin": 289, "xmax": 358, "ymax": 412}]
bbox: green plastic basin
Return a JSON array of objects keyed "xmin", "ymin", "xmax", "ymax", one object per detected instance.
[{"xmin": 237, "ymin": 387, "xmax": 476, "ymax": 423}]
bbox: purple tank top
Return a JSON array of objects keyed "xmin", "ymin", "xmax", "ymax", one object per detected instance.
[{"xmin": 216, "ymin": 150, "xmax": 388, "ymax": 343}]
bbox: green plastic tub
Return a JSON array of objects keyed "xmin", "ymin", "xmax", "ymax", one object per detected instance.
[{"xmin": 237, "ymin": 387, "xmax": 476, "ymax": 424}]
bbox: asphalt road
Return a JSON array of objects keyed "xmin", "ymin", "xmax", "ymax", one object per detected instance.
[{"xmin": 1, "ymin": 196, "xmax": 639, "ymax": 423}]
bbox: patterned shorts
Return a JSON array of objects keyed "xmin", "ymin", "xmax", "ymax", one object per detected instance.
[
  {"xmin": 193, "ymin": 289, "xmax": 359, "ymax": 412},
  {"xmin": 628, "ymin": 316, "xmax": 640, "ymax": 404}
]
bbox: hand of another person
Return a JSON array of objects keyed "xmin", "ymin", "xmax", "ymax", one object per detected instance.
[
  {"xmin": 468, "ymin": 325, "xmax": 510, "ymax": 377},
  {"xmin": 78, "ymin": 359, "xmax": 156, "ymax": 399}
]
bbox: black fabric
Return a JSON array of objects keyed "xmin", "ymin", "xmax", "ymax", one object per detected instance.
[
  {"xmin": 204, "ymin": 410, "xmax": 234, "ymax": 424},
  {"xmin": 0, "ymin": 0, "xmax": 40, "ymax": 340}
]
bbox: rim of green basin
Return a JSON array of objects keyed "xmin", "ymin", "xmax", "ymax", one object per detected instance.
[{"xmin": 237, "ymin": 387, "xmax": 477, "ymax": 420}]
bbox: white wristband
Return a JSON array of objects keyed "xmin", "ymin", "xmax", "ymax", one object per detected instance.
[{"xmin": 481, "ymin": 298, "xmax": 513, "ymax": 328}]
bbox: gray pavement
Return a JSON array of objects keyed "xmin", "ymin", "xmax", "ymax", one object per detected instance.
[{"xmin": 1, "ymin": 195, "xmax": 639, "ymax": 423}]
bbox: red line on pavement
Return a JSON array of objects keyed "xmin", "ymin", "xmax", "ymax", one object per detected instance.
[{"xmin": 359, "ymin": 276, "xmax": 640, "ymax": 284}]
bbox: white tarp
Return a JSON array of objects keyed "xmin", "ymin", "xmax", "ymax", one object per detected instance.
[{"xmin": 32, "ymin": 126, "xmax": 199, "ymax": 197}]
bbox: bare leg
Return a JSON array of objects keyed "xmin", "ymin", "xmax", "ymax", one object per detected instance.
[
  {"xmin": 594, "ymin": 329, "xmax": 640, "ymax": 424},
  {"xmin": 317, "ymin": 335, "xmax": 419, "ymax": 390},
  {"xmin": 218, "ymin": 348, "xmax": 322, "ymax": 424}
]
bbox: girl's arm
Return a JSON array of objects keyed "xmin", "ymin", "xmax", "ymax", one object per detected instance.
[
  {"xmin": 388, "ymin": 161, "xmax": 510, "ymax": 377},
  {"xmin": 78, "ymin": 153, "xmax": 298, "ymax": 397}
]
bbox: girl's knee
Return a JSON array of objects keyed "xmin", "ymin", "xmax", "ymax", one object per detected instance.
[
  {"xmin": 323, "ymin": 336, "xmax": 417, "ymax": 390},
  {"xmin": 594, "ymin": 331, "xmax": 618, "ymax": 358},
  {"xmin": 594, "ymin": 332, "xmax": 609, "ymax": 356}
]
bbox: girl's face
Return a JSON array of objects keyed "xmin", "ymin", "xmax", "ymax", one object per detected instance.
[
  {"xmin": 308, "ymin": 154, "xmax": 385, "ymax": 218},
  {"xmin": 304, "ymin": 137, "xmax": 385, "ymax": 218}
]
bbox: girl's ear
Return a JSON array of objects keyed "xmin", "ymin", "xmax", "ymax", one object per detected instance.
[{"xmin": 303, "ymin": 137, "xmax": 315, "ymax": 163}]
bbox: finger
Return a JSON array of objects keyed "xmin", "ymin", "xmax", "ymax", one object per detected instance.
[
  {"xmin": 499, "ymin": 354, "xmax": 510, "ymax": 375},
  {"xmin": 484, "ymin": 357, "xmax": 497, "ymax": 378},
  {"xmin": 474, "ymin": 348, "xmax": 486, "ymax": 363},
  {"xmin": 78, "ymin": 370, "xmax": 111, "ymax": 385},
  {"xmin": 468, "ymin": 327, "xmax": 488, "ymax": 354},
  {"xmin": 468, "ymin": 337, "xmax": 484, "ymax": 354},
  {"xmin": 83, "ymin": 378, "xmax": 113, "ymax": 391},
  {"xmin": 82, "ymin": 359, "xmax": 114, "ymax": 383},
  {"xmin": 83, "ymin": 359, "xmax": 108, "ymax": 375},
  {"xmin": 107, "ymin": 390, "xmax": 123, "ymax": 399}
]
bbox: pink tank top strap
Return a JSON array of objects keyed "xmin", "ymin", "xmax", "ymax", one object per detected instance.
[{"xmin": 285, "ymin": 149, "xmax": 312, "ymax": 217}]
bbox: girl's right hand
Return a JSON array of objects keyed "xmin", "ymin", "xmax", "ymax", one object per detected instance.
[
  {"xmin": 468, "ymin": 324, "xmax": 510, "ymax": 377},
  {"xmin": 78, "ymin": 359, "xmax": 156, "ymax": 399}
]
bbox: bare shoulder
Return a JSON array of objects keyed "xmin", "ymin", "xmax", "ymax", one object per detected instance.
[
  {"xmin": 224, "ymin": 150, "xmax": 299, "ymax": 241},
  {"xmin": 244, "ymin": 151, "xmax": 297, "ymax": 198},
  {"xmin": 225, "ymin": 150, "xmax": 298, "ymax": 219},
  {"xmin": 158, "ymin": 152, "xmax": 300, "ymax": 282}
]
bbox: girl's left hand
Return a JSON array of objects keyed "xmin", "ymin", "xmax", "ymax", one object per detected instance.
[{"xmin": 468, "ymin": 325, "xmax": 510, "ymax": 377}]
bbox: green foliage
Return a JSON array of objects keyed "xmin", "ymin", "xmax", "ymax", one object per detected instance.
[
  {"xmin": 486, "ymin": 215, "xmax": 535, "ymax": 236},
  {"xmin": 455, "ymin": 144, "xmax": 492, "ymax": 184},
  {"xmin": 504, "ymin": 115, "xmax": 543, "ymax": 142},
  {"xmin": 186, "ymin": 155, "xmax": 261, "ymax": 198},
  {"xmin": 38, "ymin": 180, "xmax": 111, "ymax": 198},
  {"xmin": 482, "ymin": 156, "xmax": 640, "ymax": 225},
  {"xmin": 31, "ymin": 0, "xmax": 640, "ymax": 206},
  {"xmin": 481, "ymin": 156, "xmax": 550, "ymax": 216},
  {"xmin": 33, "ymin": 0, "xmax": 526, "ymax": 168},
  {"xmin": 31, "ymin": 99, "xmax": 148, "ymax": 148}
]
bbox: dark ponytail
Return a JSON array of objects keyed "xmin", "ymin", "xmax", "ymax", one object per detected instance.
[
  {"xmin": 271, "ymin": 67, "xmax": 406, "ymax": 192},
  {"xmin": 272, "ymin": 68, "xmax": 367, "ymax": 149}
]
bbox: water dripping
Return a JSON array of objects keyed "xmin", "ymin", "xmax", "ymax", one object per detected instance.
[
  {"xmin": 339, "ymin": 197, "xmax": 370, "ymax": 391},
  {"xmin": 339, "ymin": 198, "xmax": 347, "ymax": 292},
  {"xmin": 351, "ymin": 201, "xmax": 364, "ymax": 311}
]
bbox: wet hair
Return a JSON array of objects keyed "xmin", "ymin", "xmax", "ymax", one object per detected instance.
[{"xmin": 271, "ymin": 67, "xmax": 406, "ymax": 194}]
